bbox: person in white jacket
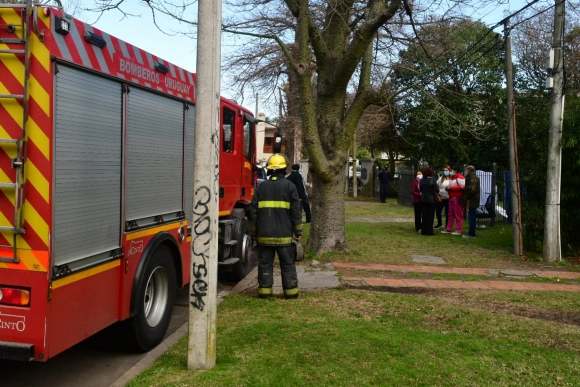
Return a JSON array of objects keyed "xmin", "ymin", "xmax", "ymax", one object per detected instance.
[{"xmin": 435, "ymin": 165, "xmax": 451, "ymax": 229}]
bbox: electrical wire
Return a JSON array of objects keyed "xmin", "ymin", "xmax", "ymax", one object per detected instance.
[
  {"xmin": 397, "ymin": 0, "xmax": 559, "ymax": 98},
  {"xmin": 509, "ymin": 4, "xmax": 557, "ymax": 30}
]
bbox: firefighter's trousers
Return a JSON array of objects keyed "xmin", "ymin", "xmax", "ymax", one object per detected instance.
[{"xmin": 258, "ymin": 245, "xmax": 298, "ymax": 298}]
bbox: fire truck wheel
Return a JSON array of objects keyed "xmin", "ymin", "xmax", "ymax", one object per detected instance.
[
  {"xmin": 128, "ymin": 245, "xmax": 176, "ymax": 352},
  {"xmin": 233, "ymin": 209, "xmax": 251, "ymax": 280}
]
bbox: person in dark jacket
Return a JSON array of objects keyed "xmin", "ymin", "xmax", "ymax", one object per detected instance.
[
  {"xmin": 463, "ymin": 165, "xmax": 480, "ymax": 239},
  {"xmin": 419, "ymin": 167, "xmax": 440, "ymax": 236},
  {"xmin": 249, "ymin": 154, "xmax": 303, "ymax": 299},
  {"xmin": 378, "ymin": 166, "xmax": 391, "ymax": 203},
  {"xmin": 286, "ymin": 164, "xmax": 312, "ymax": 223},
  {"xmin": 411, "ymin": 170, "xmax": 423, "ymax": 233}
]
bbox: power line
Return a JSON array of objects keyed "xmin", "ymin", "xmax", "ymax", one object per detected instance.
[
  {"xmin": 398, "ymin": 0, "xmax": 553, "ymax": 94},
  {"xmin": 510, "ymin": 3, "xmax": 557, "ymax": 30}
]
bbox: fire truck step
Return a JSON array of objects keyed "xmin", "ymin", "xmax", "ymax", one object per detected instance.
[
  {"xmin": 218, "ymin": 239, "xmax": 238, "ymax": 246},
  {"xmin": 218, "ymin": 257, "xmax": 240, "ymax": 266},
  {"xmin": 0, "ymin": 138, "xmax": 21, "ymax": 144},
  {"xmin": 0, "ymin": 49, "xmax": 26, "ymax": 55},
  {"xmin": 0, "ymin": 226, "xmax": 24, "ymax": 233},
  {"xmin": 0, "ymin": 341, "xmax": 34, "ymax": 362},
  {"xmin": 0, "ymin": 3, "xmax": 28, "ymax": 8},
  {"xmin": 0, "ymin": 93, "xmax": 24, "ymax": 99},
  {"xmin": 0, "ymin": 182, "xmax": 17, "ymax": 188},
  {"xmin": 0, "ymin": 38, "xmax": 25, "ymax": 45}
]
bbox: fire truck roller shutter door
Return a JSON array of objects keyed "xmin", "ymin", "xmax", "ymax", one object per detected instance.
[
  {"xmin": 185, "ymin": 104, "xmax": 195, "ymax": 227},
  {"xmin": 126, "ymin": 88, "xmax": 184, "ymax": 222},
  {"xmin": 53, "ymin": 66, "xmax": 122, "ymax": 268}
]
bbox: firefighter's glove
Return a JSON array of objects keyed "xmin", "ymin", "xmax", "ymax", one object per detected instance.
[{"xmin": 292, "ymin": 240, "xmax": 304, "ymax": 262}]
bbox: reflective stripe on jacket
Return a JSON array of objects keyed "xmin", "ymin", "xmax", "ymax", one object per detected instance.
[{"xmin": 249, "ymin": 172, "xmax": 303, "ymax": 246}]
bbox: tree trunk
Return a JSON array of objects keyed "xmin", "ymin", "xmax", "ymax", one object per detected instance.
[
  {"xmin": 307, "ymin": 168, "xmax": 349, "ymax": 254},
  {"xmin": 389, "ymin": 152, "xmax": 396, "ymax": 175},
  {"xmin": 287, "ymin": 70, "xmax": 302, "ymax": 163}
]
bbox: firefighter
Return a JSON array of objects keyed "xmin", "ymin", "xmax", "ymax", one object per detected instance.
[{"xmin": 249, "ymin": 153, "xmax": 303, "ymax": 299}]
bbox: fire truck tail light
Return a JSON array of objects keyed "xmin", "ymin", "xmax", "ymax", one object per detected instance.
[{"xmin": 0, "ymin": 287, "xmax": 30, "ymax": 307}]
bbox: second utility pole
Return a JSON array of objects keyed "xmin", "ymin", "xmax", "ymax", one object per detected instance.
[{"xmin": 504, "ymin": 19, "xmax": 522, "ymax": 256}]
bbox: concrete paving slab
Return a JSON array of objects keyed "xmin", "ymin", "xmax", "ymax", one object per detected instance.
[
  {"xmin": 272, "ymin": 264, "xmax": 339, "ymax": 294},
  {"xmin": 410, "ymin": 254, "xmax": 446, "ymax": 264},
  {"xmin": 500, "ymin": 269, "xmax": 535, "ymax": 277}
]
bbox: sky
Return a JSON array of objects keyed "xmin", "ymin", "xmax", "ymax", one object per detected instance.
[{"xmin": 65, "ymin": 0, "xmax": 543, "ymax": 116}]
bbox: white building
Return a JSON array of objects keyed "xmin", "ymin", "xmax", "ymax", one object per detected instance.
[{"xmin": 256, "ymin": 112, "xmax": 285, "ymax": 165}]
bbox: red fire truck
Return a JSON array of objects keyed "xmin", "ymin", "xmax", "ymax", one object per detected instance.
[{"xmin": 0, "ymin": 2, "xmax": 257, "ymax": 361}]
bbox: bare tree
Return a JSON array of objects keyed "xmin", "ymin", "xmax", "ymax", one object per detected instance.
[{"xmin": 86, "ymin": 0, "xmax": 516, "ymax": 254}]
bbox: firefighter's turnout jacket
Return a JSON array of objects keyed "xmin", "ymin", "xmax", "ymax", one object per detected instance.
[{"xmin": 249, "ymin": 172, "xmax": 303, "ymax": 246}]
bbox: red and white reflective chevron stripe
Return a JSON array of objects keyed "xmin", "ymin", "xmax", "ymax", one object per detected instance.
[{"xmin": 49, "ymin": 8, "xmax": 196, "ymax": 102}]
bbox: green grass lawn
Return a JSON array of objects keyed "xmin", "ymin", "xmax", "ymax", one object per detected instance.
[
  {"xmin": 345, "ymin": 199, "xmax": 413, "ymax": 218},
  {"xmin": 129, "ymin": 290, "xmax": 580, "ymax": 387},
  {"xmin": 128, "ymin": 201, "xmax": 580, "ymax": 386},
  {"xmin": 341, "ymin": 269, "xmax": 580, "ymax": 285},
  {"xmin": 321, "ymin": 201, "xmax": 576, "ymax": 270}
]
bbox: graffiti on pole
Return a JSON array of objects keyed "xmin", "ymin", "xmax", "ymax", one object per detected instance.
[{"xmin": 190, "ymin": 123, "xmax": 220, "ymax": 311}]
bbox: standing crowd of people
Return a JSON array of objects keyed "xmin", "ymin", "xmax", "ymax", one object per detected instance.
[{"xmin": 412, "ymin": 165, "xmax": 480, "ymax": 239}]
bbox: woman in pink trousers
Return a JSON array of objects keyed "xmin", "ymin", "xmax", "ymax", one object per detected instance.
[{"xmin": 441, "ymin": 166, "xmax": 465, "ymax": 235}]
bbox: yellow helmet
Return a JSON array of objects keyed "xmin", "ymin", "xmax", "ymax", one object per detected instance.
[{"xmin": 266, "ymin": 153, "xmax": 288, "ymax": 170}]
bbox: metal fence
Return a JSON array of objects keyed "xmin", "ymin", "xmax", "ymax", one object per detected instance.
[{"xmin": 397, "ymin": 169, "xmax": 415, "ymax": 207}]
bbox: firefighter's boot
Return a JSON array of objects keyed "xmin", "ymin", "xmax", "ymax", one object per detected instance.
[
  {"xmin": 258, "ymin": 287, "xmax": 273, "ymax": 299},
  {"xmin": 283, "ymin": 287, "xmax": 299, "ymax": 299}
]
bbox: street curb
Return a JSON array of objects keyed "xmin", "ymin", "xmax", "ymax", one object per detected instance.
[
  {"xmin": 110, "ymin": 322, "xmax": 188, "ymax": 387},
  {"xmin": 231, "ymin": 266, "xmax": 258, "ymax": 293},
  {"xmin": 110, "ymin": 266, "xmax": 259, "ymax": 387}
]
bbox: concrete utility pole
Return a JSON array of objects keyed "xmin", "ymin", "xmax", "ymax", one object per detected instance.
[
  {"xmin": 188, "ymin": 0, "xmax": 221, "ymax": 370},
  {"xmin": 544, "ymin": 0, "xmax": 565, "ymax": 262},
  {"xmin": 504, "ymin": 19, "xmax": 523, "ymax": 256}
]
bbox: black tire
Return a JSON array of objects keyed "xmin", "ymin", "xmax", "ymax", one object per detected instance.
[
  {"xmin": 126, "ymin": 245, "xmax": 176, "ymax": 352},
  {"xmin": 232, "ymin": 209, "xmax": 252, "ymax": 280}
]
